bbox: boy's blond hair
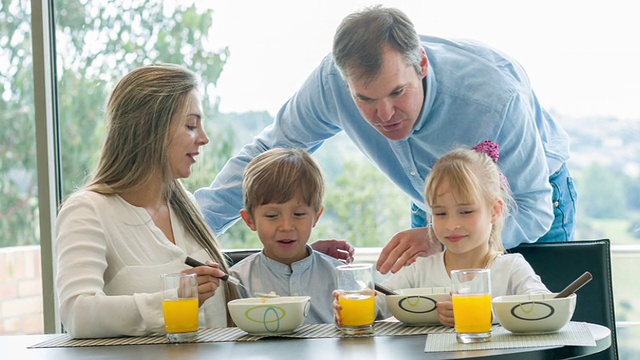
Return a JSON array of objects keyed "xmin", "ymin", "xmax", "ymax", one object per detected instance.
[{"xmin": 243, "ymin": 148, "xmax": 325, "ymax": 215}]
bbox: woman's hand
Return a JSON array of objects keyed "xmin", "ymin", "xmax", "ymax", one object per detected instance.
[
  {"xmin": 437, "ymin": 300, "xmax": 455, "ymax": 328},
  {"xmin": 182, "ymin": 260, "xmax": 226, "ymax": 307}
]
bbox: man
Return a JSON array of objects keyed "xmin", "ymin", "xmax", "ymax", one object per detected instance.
[{"xmin": 195, "ymin": 5, "xmax": 576, "ymax": 274}]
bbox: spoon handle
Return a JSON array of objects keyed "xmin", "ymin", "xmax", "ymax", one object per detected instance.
[
  {"xmin": 375, "ymin": 283, "xmax": 399, "ymax": 296},
  {"xmin": 184, "ymin": 256, "xmax": 247, "ymax": 290},
  {"xmin": 554, "ymin": 271, "xmax": 593, "ymax": 298}
]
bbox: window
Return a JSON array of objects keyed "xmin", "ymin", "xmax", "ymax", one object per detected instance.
[{"xmin": 3, "ymin": 1, "xmax": 638, "ymax": 356}]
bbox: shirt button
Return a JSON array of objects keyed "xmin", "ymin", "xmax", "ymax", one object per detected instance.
[{"xmin": 410, "ymin": 171, "xmax": 417, "ymax": 176}]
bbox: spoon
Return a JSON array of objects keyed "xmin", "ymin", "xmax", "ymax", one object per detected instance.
[
  {"xmin": 554, "ymin": 271, "xmax": 593, "ymax": 298},
  {"xmin": 254, "ymin": 291, "xmax": 280, "ymax": 298},
  {"xmin": 375, "ymin": 283, "xmax": 399, "ymax": 296},
  {"xmin": 184, "ymin": 256, "xmax": 249, "ymax": 292}
]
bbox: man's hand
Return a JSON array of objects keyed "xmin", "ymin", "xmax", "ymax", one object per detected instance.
[
  {"xmin": 376, "ymin": 227, "xmax": 443, "ymax": 274},
  {"xmin": 310, "ymin": 239, "xmax": 355, "ymax": 264}
]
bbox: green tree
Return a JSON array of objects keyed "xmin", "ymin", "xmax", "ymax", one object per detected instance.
[
  {"xmin": 0, "ymin": 1, "xmax": 38, "ymax": 247},
  {"xmin": 579, "ymin": 163, "xmax": 627, "ymax": 219},
  {"xmin": 0, "ymin": 0, "xmax": 236, "ymax": 247},
  {"xmin": 315, "ymin": 156, "xmax": 411, "ymax": 247}
]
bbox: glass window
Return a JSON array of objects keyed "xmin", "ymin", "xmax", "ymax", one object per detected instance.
[
  {"xmin": 6, "ymin": 2, "xmax": 638, "ymax": 356},
  {"xmin": 0, "ymin": 0, "xmax": 43, "ymax": 335}
]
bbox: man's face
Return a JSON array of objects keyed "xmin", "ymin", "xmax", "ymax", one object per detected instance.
[{"xmin": 347, "ymin": 47, "xmax": 428, "ymax": 141}]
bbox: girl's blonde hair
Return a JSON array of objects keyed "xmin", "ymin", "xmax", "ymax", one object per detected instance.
[
  {"xmin": 425, "ymin": 147, "xmax": 514, "ymax": 258},
  {"xmin": 243, "ymin": 148, "xmax": 325, "ymax": 216},
  {"xmin": 86, "ymin": 63, "xmax": 239, "ymax": 324}
]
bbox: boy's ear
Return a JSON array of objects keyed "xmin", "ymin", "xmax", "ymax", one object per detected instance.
[
  {"xmin": 240, "ymin": 209, "xmax": 257, "ymax": 231},
  {"xmin": 312, "ymin": 207, "xmax": 325, "ymax": 227}
]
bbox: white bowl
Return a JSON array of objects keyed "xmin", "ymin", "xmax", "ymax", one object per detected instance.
[
  {"xmin": 385, "ymin": 287, "xmax": 451, "ymax": 326},
  {"xmin": 228, "ymin": 296, "xmax": 311, "ymax": 335},
  {"xmin": 492, "ymin": 293, "xmax": 576, "ymax": 334}
]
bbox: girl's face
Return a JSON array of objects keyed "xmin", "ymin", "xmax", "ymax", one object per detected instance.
[
  {"xmin": 167, "ymin": 90, "xmax": 209, "ymax": 179},
  {"xmin": 430, "ymin": 180, "xmax": 502, "ymax": 258}
]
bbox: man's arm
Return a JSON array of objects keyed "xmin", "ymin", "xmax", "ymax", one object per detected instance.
[{"xmin": 195, "ymin": 54, "xmax": 344, "ymax": 236}]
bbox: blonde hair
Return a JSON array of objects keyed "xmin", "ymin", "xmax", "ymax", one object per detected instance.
[
  {"xmin": 425, "ymin": 147, "xmax": 514, "ymax": 261},
  {"xmin": 86, "ymin": 64, "xmax": 238, "ymax": 324},
  {"xmin": 243, "ymin": 148, "xmax": 325, "ymax": 216}
]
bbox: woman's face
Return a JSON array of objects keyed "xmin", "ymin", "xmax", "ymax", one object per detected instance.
[{"xmin": 167, "ymin": 89, "xmax": 209, "ymax": 179}]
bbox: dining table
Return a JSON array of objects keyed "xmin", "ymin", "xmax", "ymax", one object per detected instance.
[{"xmin": 3, "ymin": 321, "xmax": 611, "ymax": 359}]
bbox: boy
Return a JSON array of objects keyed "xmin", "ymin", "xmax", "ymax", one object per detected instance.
[{"xmin": 230, "ymin": 148, "xmax": 343, "ymax": 324}]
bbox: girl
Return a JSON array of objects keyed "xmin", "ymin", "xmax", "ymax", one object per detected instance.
[
  {"xmin": 55, "ymin": 64, "xmax": 239, "ymax": 338},
  {"xmin": 378, "ymin": 141, "xmax": 550, "ymax": 327}
]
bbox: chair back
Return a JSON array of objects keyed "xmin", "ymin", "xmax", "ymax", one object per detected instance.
[
  {"xmin": 224, "ymin": 249, "xmax": 260, "ymax": 267},
  {"xmin": 509, "ymin": 239, "xmax": 618, "ymax": 359}
]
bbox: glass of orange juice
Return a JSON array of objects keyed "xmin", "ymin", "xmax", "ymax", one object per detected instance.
[
  {"xmin": 336, "ymin": 263, "xmax": 376, "ymax": 335},
  {"xmin": 162, "ymin": 273, "xmax": 199, "ymax": 342},
  {"xmin": 451, "ymin": 268, "xmax": 492, "ymax": 344}
]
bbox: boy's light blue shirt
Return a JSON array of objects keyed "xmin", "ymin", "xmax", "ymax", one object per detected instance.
[
  {"xmin": 196, "ymin": 35, "xmax": 570, "ymax": 248},
  {"xmin": 229, "ymin": 245, "xmax": 343, "ymax": 324}
]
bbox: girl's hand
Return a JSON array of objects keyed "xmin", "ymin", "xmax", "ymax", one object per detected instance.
[
  {"xmin": 332, "ymin": 290, "xmax": 343, "ymax": 327},
  {"xmin": 437, "ymin": 300, "xmax": 455, "ymax": 328},
  {"xmin": 182, "ymin": 260, "xmax": 226, "ymax": 307}
]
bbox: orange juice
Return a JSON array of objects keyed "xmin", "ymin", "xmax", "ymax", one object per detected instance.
[
  {"xmin": 163, "ymin": 298, "xmax": 199, "ymax": 333},
  {"xmin": 339, "ymin": 292, "xmax": 376, "ymax": 327},
  {"xmin": 452, "ymin": 294, "xmax": 492, "ymax": 333}
]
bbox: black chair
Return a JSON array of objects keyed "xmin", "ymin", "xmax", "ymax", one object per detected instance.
[
  {"xmin": 224, "ymin": 249, "xmax": 260, "ymax": 267},
  {"xmin": 509, "ymin": 239, "xmax": 618, "ymax": 359}
]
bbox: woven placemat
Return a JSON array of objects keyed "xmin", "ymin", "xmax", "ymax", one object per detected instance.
[
  {"xmin": 425, "ymin": 322, "xmax": 596, "ymax": 352},
  {"xmin": 30, "ymin": 321, "xmax": 454, "ymax": 348}
]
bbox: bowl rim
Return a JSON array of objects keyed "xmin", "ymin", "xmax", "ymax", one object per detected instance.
[
  {"xmin": 228, "ymin": 295, "xmax": 311, "ymax": 305},
  {"xmin": 387, "ymin": 287, "xmax": 451, "ymax": 297},
  {"xmin": 492, "ymin": 293, "xmax": 576, "ymax": 303}
]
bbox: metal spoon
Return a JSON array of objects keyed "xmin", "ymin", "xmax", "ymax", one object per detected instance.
[
  {"xmin": 253, "ymin": 291, "xmax": 280, "ymax": 298},
  {"xmin": 184, "ymin": 256, "xmax": 249, "ymax": 292},
  {"xmin": 554, "ymin": 271, "xmax": 593, "ymax": 298}
]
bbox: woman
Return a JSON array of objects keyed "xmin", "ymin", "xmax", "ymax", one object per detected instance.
[{"xmin": 55, "ymin": 64, "xmax": 238, "ymax": 338}]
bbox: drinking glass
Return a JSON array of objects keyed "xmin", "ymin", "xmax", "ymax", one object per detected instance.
[
  {"xmin": 451, "ymin": 268, "xmax": 492, "ymax": 343},
  {"xmin": 162, "ymin": 273, "xmax": 199, "ymax": 342},
  {"xmin": 336, "ymin": 263, "xmax": 376, "ymax": 335}
]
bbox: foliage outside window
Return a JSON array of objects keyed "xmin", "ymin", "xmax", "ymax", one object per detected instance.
[{"xmin": 0, "ymin": 0, "xmax": 638, "ymax": 354}]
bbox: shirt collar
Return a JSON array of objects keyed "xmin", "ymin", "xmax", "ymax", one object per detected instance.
[
  {"xmin": 412, "ymin": 58, "xmax": 437, "ymax": 133},
  {"xmin": 258, "ymin": 244, "xmax": 314, "ymax": 273}
]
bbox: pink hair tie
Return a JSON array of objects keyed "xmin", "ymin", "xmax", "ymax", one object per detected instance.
[
  {"xmin": 472, "ymin": 140, "xmax": 510, "ymax": 190},
  {"xmin": 472, "ymin": 140, "xmax": 500, "ymax": 163}
]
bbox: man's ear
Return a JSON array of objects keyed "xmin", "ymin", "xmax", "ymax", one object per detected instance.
[
  {"xmin": 240, "ymin": 209, "xmax": 257, "ymax": 231},
  {"xmin": 419, "ymin": 48, "xmax": 429, "ymax": 79},
  {"xmin": 312, "ymin": 207, "xmax": 325, "ymax": 227}
]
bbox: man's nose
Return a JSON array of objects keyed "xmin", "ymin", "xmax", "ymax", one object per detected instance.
[{"xmin": 376, "ymin": 98, "xmax": 394, "ymax": 122}]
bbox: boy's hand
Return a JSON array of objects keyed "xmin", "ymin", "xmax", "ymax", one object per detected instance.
[{"xmin": 332, "ymin": 290, "xmax": 343, "ymax": 327}]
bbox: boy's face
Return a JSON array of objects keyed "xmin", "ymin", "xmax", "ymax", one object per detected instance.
[{"xmin": 241, "ymin": 196, "xmax": 324, "ymax": 266}]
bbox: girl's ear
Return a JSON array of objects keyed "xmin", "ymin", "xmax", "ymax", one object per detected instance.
[
  {"xmin": 240, "ymin": 209, "xmax": 257, "ymax": 231},
  {"xmin": 491, "ymin": 199, "xmax": 505, "ymax": 224}
]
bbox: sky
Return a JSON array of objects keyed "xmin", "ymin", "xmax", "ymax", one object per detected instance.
[{"xmin": 207, "ymin": 0, "xmax": 640, "ymax": 120}]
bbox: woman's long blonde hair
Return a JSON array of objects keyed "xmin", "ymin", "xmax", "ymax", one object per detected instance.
[{"xmin": 86, "ymin": 64, "xmax": 239, "ymax": 324}]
